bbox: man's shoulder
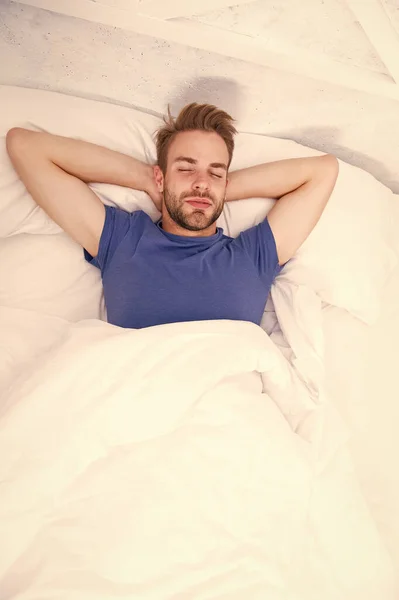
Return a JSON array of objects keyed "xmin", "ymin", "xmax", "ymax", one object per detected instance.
[{"xmin": 112, "ymin": 207, "xmax": 156, "ymax": 227}]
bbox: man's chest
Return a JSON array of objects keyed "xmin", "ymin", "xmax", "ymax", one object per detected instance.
[{"xmin": 102, "ymin": 250, "xmax": 269, "ymax": 329}]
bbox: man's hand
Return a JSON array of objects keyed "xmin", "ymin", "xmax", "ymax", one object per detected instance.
[
  {"xmin": 226, "ymin": 154, "xmax": 339, "ymax": 265},
  {"xmin": 144, "ymin": 165, "xmax": 163, "ymax": 212}
]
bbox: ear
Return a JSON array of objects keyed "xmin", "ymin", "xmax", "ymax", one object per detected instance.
[{"xmin": 153, "ymin": 165, "xmax": 165, "ymax": 193}]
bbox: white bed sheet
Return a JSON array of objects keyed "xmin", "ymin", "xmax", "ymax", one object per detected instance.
[{"xmin": 322, "ymin": 249, "xmax": 399, "ymax": 570}]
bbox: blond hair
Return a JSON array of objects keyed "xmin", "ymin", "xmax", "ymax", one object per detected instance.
[{"xmin": 155, "ymin": 103, "xmax": 237, "ymax": 174}]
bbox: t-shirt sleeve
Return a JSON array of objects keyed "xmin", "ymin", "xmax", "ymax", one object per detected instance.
[
  {"xmin": 84, "ymin": 205, "xmax": 133, "ymax": 272},
  {"xmin": 233, "ymin": 217, "xmax": 282, "ymax": 281}
]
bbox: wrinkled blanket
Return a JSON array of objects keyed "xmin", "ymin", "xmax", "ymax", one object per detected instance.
[{"xmin": 0, "ymin": 307, "xmax": 395, "ymax": 600}]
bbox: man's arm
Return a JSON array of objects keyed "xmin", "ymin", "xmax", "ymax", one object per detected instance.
[
  {"xmin": 6, "ymin": 128, "xmax": 158, "ymax": 257},
  {"xmin": 226, "ymin": 154, "xmax": 339, "ymax": 265}
]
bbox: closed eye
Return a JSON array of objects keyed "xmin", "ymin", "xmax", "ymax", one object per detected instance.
[{"xmin": 178, "ymin": 168, "xmax": 223, "ymax": 179}]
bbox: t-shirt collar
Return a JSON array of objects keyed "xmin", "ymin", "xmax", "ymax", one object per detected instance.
[{"xmin": 156, "ymin": 219, "xmax": 223, "ymax": 243}]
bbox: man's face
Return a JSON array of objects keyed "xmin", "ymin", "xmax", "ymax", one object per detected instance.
[{"xmin": 155, "ymin": 130, "xmax": 229, "ymax": 235}]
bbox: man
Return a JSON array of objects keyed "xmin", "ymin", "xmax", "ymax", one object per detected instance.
[{"xmin": 6, "ymin": 103, "xmax": 339, "ymax": 329}]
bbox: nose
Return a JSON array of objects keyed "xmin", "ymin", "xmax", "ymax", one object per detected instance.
[{"xmin": 192, "ymin": 174, "xmax": 210, "ymax": 194}]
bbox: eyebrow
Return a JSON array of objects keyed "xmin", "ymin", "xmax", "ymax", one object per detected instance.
[{"xmin": 174, "ymin": 156, "xmax": 227, "ymax": 171}]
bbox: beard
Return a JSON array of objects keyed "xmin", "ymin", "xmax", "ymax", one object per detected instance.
[{"xmin": 163, "ymin": 187, "xmax": 225, "ymax": 232}]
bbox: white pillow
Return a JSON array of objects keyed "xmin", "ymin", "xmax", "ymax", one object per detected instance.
[
  {"xmin": 0, "ymin": 233, "xmax": 104, "ymax": 322},
  {"xmin": 0, "ymin": 85, "xmax": 397, "ymax": 324}
]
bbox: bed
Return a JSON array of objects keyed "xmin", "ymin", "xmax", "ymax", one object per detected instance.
[
  {"xmin": 322, "ymin": 261, "xmax": 399, "ymax": 571},
  {"xmin": 1, "ymin": 85, "xmax": 398, "ymax": 600}
]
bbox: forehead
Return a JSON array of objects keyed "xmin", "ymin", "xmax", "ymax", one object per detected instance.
[{"xmin": 168, "ymin": 130, "xmax": 229, "ymax": 166}]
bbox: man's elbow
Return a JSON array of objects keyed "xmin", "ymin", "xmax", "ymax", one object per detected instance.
[
  {"xmin": 321, "ymin": 153, "xmax": 339, "ymax": 175},
  {"xmin": 6, "ymin": 127, "xmax": 33, "ymax": 158}
]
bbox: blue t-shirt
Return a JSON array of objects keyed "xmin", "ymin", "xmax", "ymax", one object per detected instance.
[{"xmin": 84, "ymin": 207, "xmax": 281, "ymax": 329}]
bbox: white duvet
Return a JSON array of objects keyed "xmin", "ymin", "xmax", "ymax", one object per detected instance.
[{"xmin": 0, "ymin": 303, "xmax": 396, "ymax": 600}]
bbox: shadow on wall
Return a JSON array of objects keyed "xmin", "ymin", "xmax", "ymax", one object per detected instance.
[
  {"xmin": 167, "ymin": 77, "xmax": 243, "ymax": 124},
  {"xmin": 267, "ymin": 126, "xmax": 397, "ymax": 193}
]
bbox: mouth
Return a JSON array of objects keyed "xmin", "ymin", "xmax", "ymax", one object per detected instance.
[{"xmin": 185, "ymin": 198, "xmax": 212, "ymax": 209}]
